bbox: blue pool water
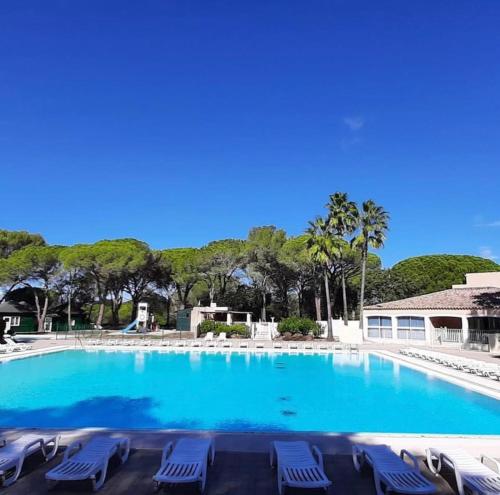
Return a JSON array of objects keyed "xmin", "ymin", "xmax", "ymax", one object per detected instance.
[{"xmin": 1, "ymin": 350, "xmax": 499, "ymax": 434}]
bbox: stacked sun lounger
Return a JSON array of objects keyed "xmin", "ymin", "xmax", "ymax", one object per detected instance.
[{"xmin": 400, "ymin": 348, "xmax": 500, "ymax": 381}]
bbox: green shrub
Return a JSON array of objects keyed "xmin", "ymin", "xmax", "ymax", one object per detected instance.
[
  {"xmin": 199, "ymin": 319, "xmax": 218, "ymax": 335},
  {"xmin": 278, "ymin": 317, "xmax": 321, "ymax": 337},
  {"xmin": 198, "ymin": 319, "xmax": 250, "ymax": 338}
]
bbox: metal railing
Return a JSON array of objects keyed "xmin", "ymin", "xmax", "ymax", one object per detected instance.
[
  {"xmin": 432, "ymin": 327, "xmax": 463, "ymax": 344},
  {"xmin": 468, "ymin": 330, "xmax": 489, "ymax": 344}
]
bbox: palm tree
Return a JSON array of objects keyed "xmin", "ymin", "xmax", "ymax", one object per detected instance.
[
  {"xmin": 305, "ymin": 217, "xmax": 336, "ymax": 340},
  {"xmin": 353, "ymin": 200, "xmax": 389, "ymax": 329},
  {"xmin": 327, "ymin": 192, "xmax": 359, "ymax": 326}
]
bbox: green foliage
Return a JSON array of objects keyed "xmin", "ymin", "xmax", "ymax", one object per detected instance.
[
  {"xmin": 199, "ymin": 239, "xmax": 246, "ymax": 302},
  {"xmin": 392, "ymin": 255, "xmax": 500, "ymax": 295},
  {"xmin": 198, "ymin": 319, "xmax": 249, "ymax": 337},
  {"xmin": 364, "ymin": 268, "xmax": 419, "ymax": 305},
  {"xmin": 278, "ymin": 317, "xmax": 321, "ymax": 336},
  {"xmin": 0, "ymin": 230, "xmax": 46, "ymax": 259}
]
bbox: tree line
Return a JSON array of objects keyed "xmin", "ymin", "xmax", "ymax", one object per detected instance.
[{"xmin": 1, "ymin": 193, "xmax": 497, "ymax": 335}]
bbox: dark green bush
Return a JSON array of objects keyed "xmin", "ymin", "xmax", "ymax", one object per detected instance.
[
  {"xmin": 278, "ymin": 317, "xmax": 321, "ymax": 337},
  {"xmin": 198, "ymin": 319, "xmax": 250, "ymax": 338}
]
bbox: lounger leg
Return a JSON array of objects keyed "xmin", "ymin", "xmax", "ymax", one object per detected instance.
[
  {"xmin": 270, "ymin": 445, "xmax": 276, "ymax": 468},
  {"xmin": 277, "ymin": 467, "xmax": 285, "ymax": 495},
  {"xmin": 153, "ymin": 480, "xmax": 162, "ymax": 492},
  {"xmin": 1, "ymin": 457, "xmax": 25, "ymax": 487},
  {"xmin": 352, "ymin": 447, "xmax": 364, "ymax": 472},
  {"xmin": 91, "ymin": 461, "xmax": 109, "ymax": 492},
  {"xmin": 119, "ymin": 439, "xmax": 131, "ymax": 464},
  {"xmin": 373, "ymin": 470, "xmax": 386, "ymax": 495},
  {"xmin": 43, "ymin": 436, "xmax": 61, "ymax": 461}
]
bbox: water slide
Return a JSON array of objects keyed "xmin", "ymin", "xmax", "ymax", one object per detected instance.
[{"xmin": 121, "ymin": 319, "xmax": 138, "ymax": 334}]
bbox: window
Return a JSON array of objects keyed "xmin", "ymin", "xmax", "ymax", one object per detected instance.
[
  {"xmin": 367, "ymin": 316, "xmax": 392, "ymax": 338},
  {"xmin": 11, "ymin": 316, "xmax": 21, "ymax": 326},
  {"xmin": 397, "ymin": 316, "xmax": 425, "ymax": 340}
]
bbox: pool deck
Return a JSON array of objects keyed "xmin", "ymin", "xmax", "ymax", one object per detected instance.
[
  {"xmin": 1, "ymin": 429, "xmax": 499, "ymax": 494},
  {"xmin": 2, "ymin": 336, "xmax": 499, "ymax": 493}
]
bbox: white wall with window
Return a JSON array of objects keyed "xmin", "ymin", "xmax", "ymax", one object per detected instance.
[
  {"xmin": 396, "ymin": 316, "xmax": 426, "ymax": 340},
  {"xmin": 364, "ymin": 311, "xmax": 432, "ymax": 344},
  {"xmin": 367, "ymin": 316, "xmax": 393, "ymax": 339}
]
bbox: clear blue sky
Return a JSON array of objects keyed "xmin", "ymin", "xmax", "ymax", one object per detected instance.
[{"xmin": 1, "ymin": 1, "xmax": 499, "ymax": 266}]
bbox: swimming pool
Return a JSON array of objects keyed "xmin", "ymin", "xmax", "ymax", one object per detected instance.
[{"xmin": 1, "ymin": 350, "xmax": 499, "ymax": 434}]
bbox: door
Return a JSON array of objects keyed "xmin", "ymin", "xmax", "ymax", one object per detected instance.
[
  {"xmin": 3, "ymin": 316, "xmax": 11, "ymax": 331},
  {"xmin": 43, "ymin": 317, "xmax": 53, "ymax": 332}
]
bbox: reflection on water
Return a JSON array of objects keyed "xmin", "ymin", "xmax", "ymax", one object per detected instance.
[{"xmin": 134, "ymin": 352, "xmax": 145, "ymax": 373}]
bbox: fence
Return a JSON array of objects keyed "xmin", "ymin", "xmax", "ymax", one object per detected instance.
[
  {"xmin": 432, "ymin": 327, "xmax": 463, "ymax": 344},
  {"xmin": 432, "ymin": 327, "xmax": 492, "ymax": 350}
]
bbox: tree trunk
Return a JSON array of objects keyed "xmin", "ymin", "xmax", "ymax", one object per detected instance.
[
  {"xmin": 341, "ymin": 268, "xmax": 348, "ymax": 326},
  {"xmin": 39, "ymin": 296, "xmax": 49, "ymax": 333},
  {"xmin": 33, "ymin": 288, "xmax": 41, "ymax": 331},
  {"xmin": 67, "ymin": 292, "xmax": 72, "ymax": 333},
  {"xmin": 297, "ymin": 287, "xmax": 303, "ymax": 317},
  {"xmin": 324, "ymin": 270, "xmax": 333, "ymax": 340},
  {"xmin": 359, "ymin": 246, "xmax": 367, "ymax": 330},
  {"xmin": 130, "ymin": 300, "xmax": 139, "ymax": 323},
  {"xmin": 165, "ymin": 298, "xmax": 171, "ymax": 328},
  {"xmin": 314, "ymin": 284, "xmax": 322, "ymax": 321},
  {"xmin": 96, "ymin": 303, "xmax": 105, "ymax": 328},
  {"xmin": 261, "ymin": 290, "xmax": 266, "ymax": 321}
]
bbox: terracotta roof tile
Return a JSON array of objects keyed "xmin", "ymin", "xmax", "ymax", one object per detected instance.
[{"xmin": 364, "ymin": 287, "xmax": 500, "ymax": 310}]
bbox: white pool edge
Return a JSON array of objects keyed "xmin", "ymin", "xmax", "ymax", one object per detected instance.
[{"xmin": 370, "ymin": 350, "xmax": 500, "ymax": 400}]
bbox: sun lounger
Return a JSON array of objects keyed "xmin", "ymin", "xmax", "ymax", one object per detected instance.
[
  {"xmin": 353, "ymin": 444, "xmax": 436, "ymax": 495},
  {"xmin": 153, "ymin": 437, "xmax": 215, "ymax": 493},
  {"xmin": 426, "ymin": 447, "xmax": 500, "ymax": 495},
  {"xmin": 4, "ymin": 337, "xmax": 32, "ymax": 351},
  {"xmin": 0, "ymin": 433, "xmax": 60, "ymax": 487},
  {"xmin": 45, "ymin": 435, "xmax": 130, "ymax": 491},
  {"xmin": 270, "ymin": 440, "xmax": 331, "ymax": 494}
]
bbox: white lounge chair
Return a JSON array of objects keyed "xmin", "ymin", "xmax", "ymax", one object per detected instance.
[
  {"xmin": 204, "ymin": 332, "xmax": 214, "ymax": 341},
  {"xmin": 153, "ymin": 437, "xmax": 215, "ymax": 493},
  {"xmin": 4, "ymin": 337, "xmax": 32, "ymax": 351},
  {"xmin": 353, "ymin": 444, "xmax": 436, "ymax": 495},
  {"xmin": 0, "ymin": 433, "xmax": 60, "ymax": 487},
  {"xmin": 426, "ymin": 447, "xmax": 500, "ymax": 495},
  {"xmin": 270, "ymin": 440, "xmax": 331, "ymax": 494},
  {"xmin": 45, "ymin": 435, "xmax": 130, "ymax": 491}
]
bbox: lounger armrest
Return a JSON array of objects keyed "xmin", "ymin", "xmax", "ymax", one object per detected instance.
[
  {"xmin": 311, "ymin": 445, "xmax": 325, "ymax": 470},
  {"xmin": 400, "ymin": 449, "xmax": 420, "ymax": 471},
  {"xmin": 0, "ymin": 437, "xmax": 6, "ymax": 448},
  {"xmin": 63, "ymin": 440, "xmax": 83, "ymax": 461},
  {"xmin": 23, "ymin": 438, "xmax": 44, "ymax": 455},
  {"xmin": 161, "ymin": 442, "xmax": 174, "ymax": 464},
  {"xmin": 481, "ymin": 455, "xmax": 500, "ymax": 474}
]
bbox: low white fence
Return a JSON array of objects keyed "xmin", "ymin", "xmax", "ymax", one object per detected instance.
[
  {"xmin": 432, "ymin": 327, "xmax": 463, "ymax": 344},
  {"xmin": 432, "ymin": 327, "xmax": 491, "ymax": 350}
]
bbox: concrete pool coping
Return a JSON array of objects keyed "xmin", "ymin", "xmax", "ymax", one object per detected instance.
[{"xmin": 370, "ymin": 350, "xmax": 500, "ymax": 400}]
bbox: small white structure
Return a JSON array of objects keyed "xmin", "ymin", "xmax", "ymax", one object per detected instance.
[
  {"xmin": 363, "ymin": 272, "xmax": 500, "ymax": 347},
  {"xmin": 187, "ymin": 303, "xmax": 252, "ymax": 337},
  {"xmin": 136, "ymin": 302, "xmax": 149, "ymax": 329}
]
